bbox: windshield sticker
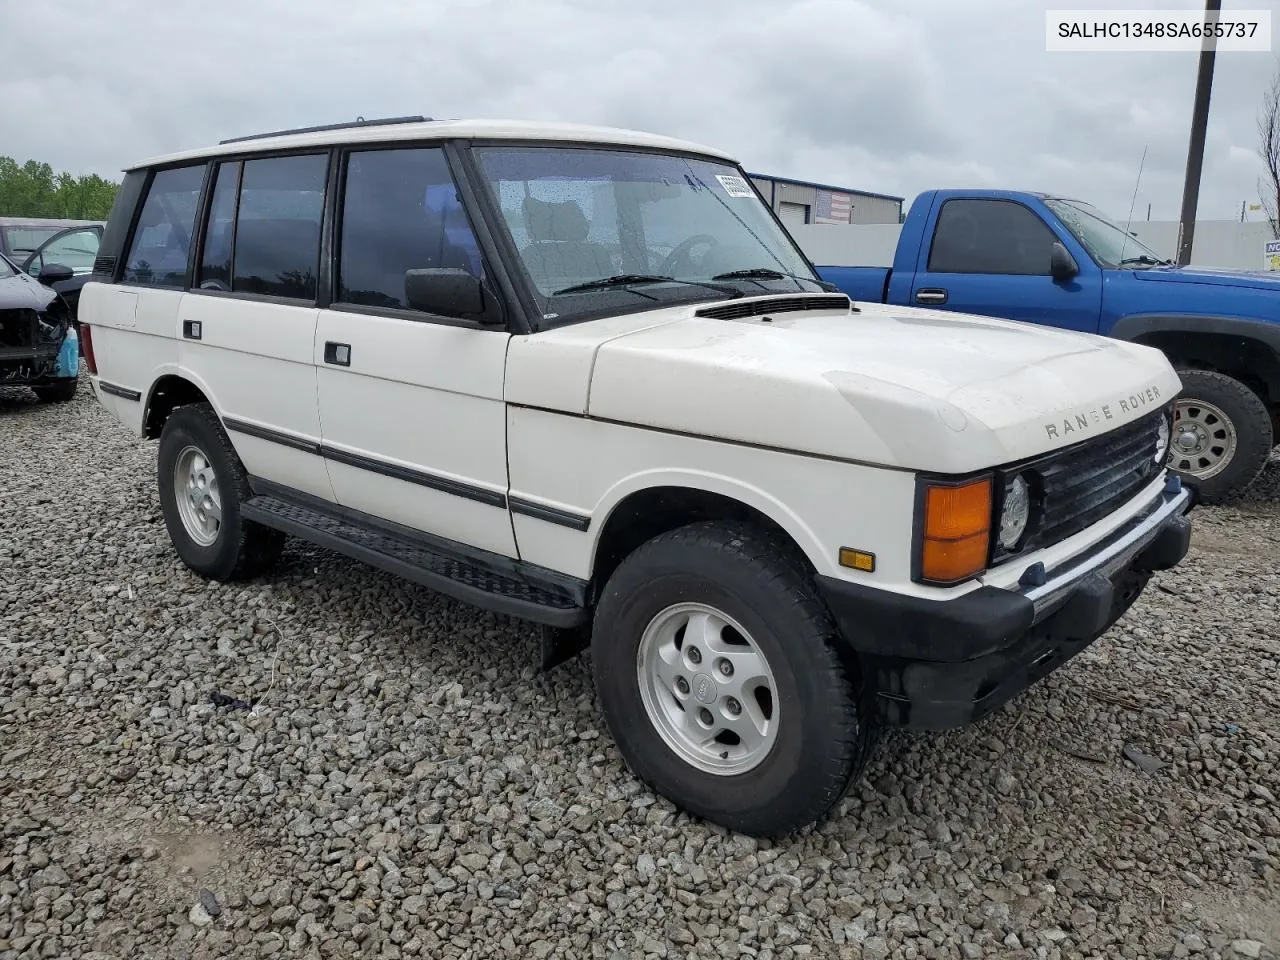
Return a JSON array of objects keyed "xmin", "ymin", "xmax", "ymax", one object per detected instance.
[{"xmin": 715, "ymin": 175, "xmax": 754, "ymax": 198}]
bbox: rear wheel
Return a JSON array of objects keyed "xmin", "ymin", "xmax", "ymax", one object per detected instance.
[
  {"xmin": 591, "ymin": 521, "xmax": 878, "ymax": 837},
  {"xmin": 32, "ymin": 379, "xmax": 77, "ymax": 403},
  {"xmin": 157, "ymin": 403, "xmax": 284, "ymax": 580},
  {"xmin": 1168, "ymin": 369, "xmax": 1272, "ymax": 504}
]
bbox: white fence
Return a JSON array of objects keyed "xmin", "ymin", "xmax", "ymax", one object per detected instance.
[{"xmin": 793, "ymin": 219, "xmax": 1279, "ymax": 272}]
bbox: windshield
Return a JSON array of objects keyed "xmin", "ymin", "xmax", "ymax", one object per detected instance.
[
  {"xmin": 473, "ymin": 146, "xmax": 825, "ymax": 326},
  {"xmin": 3, "ymin": 226, "xmax": 63, "ymax": 260},
  {"xmin": 1043, "ymin": 198, "xmax": 1169, "ymax": 268}
]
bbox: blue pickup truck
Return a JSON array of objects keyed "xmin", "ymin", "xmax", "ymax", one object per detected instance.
[{"xmin": 815, "ymin": 189, "xmax": 1279, "ymax": 503}]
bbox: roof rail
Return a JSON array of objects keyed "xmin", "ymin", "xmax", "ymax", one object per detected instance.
[{"xmin": 218, "ymin": 115, "xmax": 432, "ymax": 145}]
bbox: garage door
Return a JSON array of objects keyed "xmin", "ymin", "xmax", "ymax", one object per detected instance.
[{"xmin": 778, "ymin": 202, "xmax": 809, "ymax": 227}]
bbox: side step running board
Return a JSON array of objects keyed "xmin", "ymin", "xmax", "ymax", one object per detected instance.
[{"xmin": 241, "ymin": 495, "xmax": 587, "ymax": 628}]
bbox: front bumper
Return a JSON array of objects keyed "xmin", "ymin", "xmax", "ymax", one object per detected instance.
[{"xmin": 818, "ymin": 477, "xmax": 1193, "ymax": 730}]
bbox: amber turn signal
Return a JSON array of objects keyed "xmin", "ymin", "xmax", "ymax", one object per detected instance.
[
  {"xmin": 838, "ymin": 547, "xmax": 876, "ymax": 572},
  {"xmin": 919, "ymin": 477, "xmax": 992, "ymax": 584}
]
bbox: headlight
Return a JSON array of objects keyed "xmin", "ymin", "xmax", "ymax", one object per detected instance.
[
  {"xmin": 1155, "ymin": 410, "xmax": 1171, "ymax": 464},
  {"xmin": 998, "ymin": 473, "xmax": 1031, "ymax": 551}
]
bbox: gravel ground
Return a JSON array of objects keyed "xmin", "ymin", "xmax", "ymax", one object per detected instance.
[{"xmin": 1, "ymin": 375, "xmax": 1277, "ymax": 960}]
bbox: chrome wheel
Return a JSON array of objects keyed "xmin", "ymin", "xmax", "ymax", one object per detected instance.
[
  {"xmin": 1169, "ymin": 398, "xmax": 1237, "ymax": 481},
  {"xmin": 636, "ymin": 602, "xmax": 779, "ymax": 776},
  {"xmin": 173, "ymin": 445, "xmax": 222, "ymax": 546}
]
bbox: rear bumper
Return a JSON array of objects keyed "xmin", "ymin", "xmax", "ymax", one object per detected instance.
[{"xmin": 819, "ymin": 478, "xmax": 1193, "ymax": 730}]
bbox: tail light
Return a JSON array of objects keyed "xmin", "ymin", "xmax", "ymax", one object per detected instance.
[{"xmin": 80, "ymin": 324, "xmax": 98, "ymax": 375}]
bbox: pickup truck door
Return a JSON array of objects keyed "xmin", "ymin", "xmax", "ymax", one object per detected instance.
[{"xmin": 908, "ymin": 197, "xmax": 1102, "ymax": 333}]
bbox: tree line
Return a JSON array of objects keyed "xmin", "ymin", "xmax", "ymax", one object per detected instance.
[{"xmin": 0, "ymin": 157, "xmax": 119, "ymax": 221}]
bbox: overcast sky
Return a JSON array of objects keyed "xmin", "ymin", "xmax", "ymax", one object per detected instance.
[{"xmin": 3, "ymin": 0, "xmax": 1277, "ymax": 222}]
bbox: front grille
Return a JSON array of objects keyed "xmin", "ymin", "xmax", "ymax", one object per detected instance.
[
  {"xmin": 694, "ymin": 294, "xmax": 850, "ymax": 320},
  {"xmin": 999, "ymin": 408, "xmax": 1167, "ymax": 558}
]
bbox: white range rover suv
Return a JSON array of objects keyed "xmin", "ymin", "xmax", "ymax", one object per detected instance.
[{"xmin": 80, "ymin": 117, "xmax": 1193, "ymax": 836}]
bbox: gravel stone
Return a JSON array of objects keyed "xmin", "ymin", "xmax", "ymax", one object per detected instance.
[{"xmin": 1, "ymin": 380, "xmax": 1278, "ymax": 958}]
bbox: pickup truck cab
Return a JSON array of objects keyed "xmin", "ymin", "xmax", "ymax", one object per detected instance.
[
  {"xmin": 80, "ymin": 120, "xmax": 1191, "ymax": 837},
  {"xmin": 817, "ymin": 189, "xmax": 1280, "ymax": 503}
]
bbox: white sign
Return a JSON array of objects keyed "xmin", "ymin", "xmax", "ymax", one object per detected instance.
[
  {"xmin": 715, "ymin": 175, "xmax": 755, "ymax": 198},
  {"xmin": 1046, "ymin": 10, "xmax": 1272, "ymax": 52},
  {"xmin": 1266, "ymin": 240, "xmax": 1280, "ymax": 271}
]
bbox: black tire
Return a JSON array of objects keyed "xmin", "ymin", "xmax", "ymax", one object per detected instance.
[
  {"xmin": 32, "ymin": 379, "xmax": 77, "ymax": 403},
  {"xmin": 1169, "ymin": 369, "xmax": 1273, "ymax": 504},
  {"xmin": 590, "ymin": 521, "xmax": 878, "ymax": 837},
  {"xmin": 157, "ymin": 402, "xmax": 284, "ymax": 581}
]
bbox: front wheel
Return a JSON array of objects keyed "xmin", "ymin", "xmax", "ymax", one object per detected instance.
[
  {"xmin": 590, "ymin": 521, "xmax": 878, "ymax": 837},
  {"xmin": 1167, "ymin": 369, "xmax": 1273, "ymax": 504}
]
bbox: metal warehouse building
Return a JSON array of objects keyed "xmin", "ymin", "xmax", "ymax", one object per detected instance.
[{"xmin": 748, "ymin": 172, "xmax": 904, "ymax": 227}]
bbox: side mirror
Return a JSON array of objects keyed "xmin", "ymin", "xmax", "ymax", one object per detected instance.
[
  {"xmin": 404, "ymin": 268, "xmax": 501, "ymax": 324},
  {"xmin": 37, "ymin": 263, "xmax": 75, "ymax": 286},
  {"xmin": 1050, "ymin": 241, "xmax": 1078, "ymax": 283}
]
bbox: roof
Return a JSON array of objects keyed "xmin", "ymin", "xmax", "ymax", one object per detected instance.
[
  {"xmin": 0, "ymin": 217, "xmax": 102, "ymax": 228},
  {"xmin": 746, "ymin": 172, "xmax": 904, "ymax": 204},
  {"xmin": 126, "ymin": 119, "xmax": 738, "ymax": 171}
]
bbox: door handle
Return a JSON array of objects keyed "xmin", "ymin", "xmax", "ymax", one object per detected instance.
[
  {"xmin": 324, "ymin": 342, "xmax": 351, "ymax": 366},
  {"xmin": 182, "ymin": 320, "xmax": 202, "ymax": 340},
  {"xmin": 915, "ymin": 288, "xmax": 948, "ymax": 305}
]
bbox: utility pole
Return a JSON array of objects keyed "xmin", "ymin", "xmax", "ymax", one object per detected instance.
[{"xmin": 1176, "ymin": 0, "xmax": 1222, "ymax": 265}]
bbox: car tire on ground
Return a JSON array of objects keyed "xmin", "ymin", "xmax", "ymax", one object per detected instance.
[
  {"xmin": 157, "ymin": 402, "xmax": 284, "ymax": 581},
  {"xmin": 1168, "ymin": 368, "xmax": 1273, "ymax": 504},
  {"xmin": 590, "ymin": 520, "xmax": 878, "ymax": 838},
  {"xmin": 32, "ymin": 379, "xmax": 78, "ymax": 403}
]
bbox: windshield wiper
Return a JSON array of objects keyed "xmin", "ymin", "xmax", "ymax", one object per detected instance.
[
  {"xmin": 712, "ymin": 267, "xmax": 840, "ymax": 293},
  {"xmin": 1118, "ymin": 254, "xmax": 1173, "ymax": 267},
  {"xmin": 552, "ymin": 274, "xmax": 741, "ymax": 297}
]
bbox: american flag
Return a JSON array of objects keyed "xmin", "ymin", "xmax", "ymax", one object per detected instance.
[{"xmin": 814, "ymin": 190, "xmax": 853, "ymax": 224}]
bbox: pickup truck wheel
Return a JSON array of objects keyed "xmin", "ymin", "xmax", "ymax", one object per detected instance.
[
  {"xmin": 32, "ymin": 379, "xmax": 77, "ymax": 403},
  {"xmin": 1169, "ymin": 369, "xmax": 1272, "ymax": 504},
  {"xmin": 591, "ymin": 521, "xmax": 878, "ymax": 837},
  {"xmin": 157, "ymin": 403, "xmax": 284, "ymax": 581}
]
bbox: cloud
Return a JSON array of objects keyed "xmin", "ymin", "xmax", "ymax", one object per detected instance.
[{"xmin": 1, "ymin": 0, "xmax": 1276, "ymax": 220}]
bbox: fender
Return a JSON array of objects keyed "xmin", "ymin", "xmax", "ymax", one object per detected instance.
[
  {"xmin": 586, "ymin": 468, "xmax": 834, "ymax": 580},
  {"xmin": 141, "ymin": 363, "xmax": 222, "ymax": 435},
  {"xmin": 1108, "ymin": 312, "xmax": 1280, "ymax": 352},
  {"xmin": 1107, "ymin": 313, "xmax": 1280, "ymax": 401}
]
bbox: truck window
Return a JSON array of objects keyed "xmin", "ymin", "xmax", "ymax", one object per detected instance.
[
  {"xmin": 927, "ymin": 199, "xmax": 1056, "ymax": 276},
  {"xmin": 337, "ymin": 147, "xmax": 486, "ymax": 310},
  {"xmin": 232, "ymin": 154, "xmax": 328, "ymax": 301},
  {"xmin": 198, "ymin": 161, "xmax": 240, "ymax": 291},
  {"xmin": 122, "ymin": 164, "xmax": 206, "ymax": 288}
]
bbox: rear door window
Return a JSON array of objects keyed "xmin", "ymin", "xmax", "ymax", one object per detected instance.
[
  {"xmin": 231, "ymin": 154, "xmax": 329, "ymax": 300},
  {"xmin": 197, "ymin": 161, "xmax": 240, "ymax": 291},
  {"xmin": 122, "ymin": 165, "xmax": 206, "ymax": 288}
]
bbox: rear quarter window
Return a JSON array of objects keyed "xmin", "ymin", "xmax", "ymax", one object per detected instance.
[{"xmin": 121, "ymin": 164, "xmax": 207, "ymax": 288}]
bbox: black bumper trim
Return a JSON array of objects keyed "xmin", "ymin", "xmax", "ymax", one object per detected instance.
[
  {"xmin": 819, "ymin": 498, "xmax": 1192, "ymax": 731},
  {"xmin": 98, "ymin": 380, "xmax": 142, "ymax": 402}
]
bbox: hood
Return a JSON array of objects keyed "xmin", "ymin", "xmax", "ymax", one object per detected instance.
[
  {"xmin": 0, "ymin": 270, "xmax": 55, "ymax": 311},
  {"xmin": 1132, "ymin": 264, "xmax": 1280, "ymax": 292},
  {"xmin": 570, "ymin": 299, "xmax": 1180, "ymax": 474}
]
